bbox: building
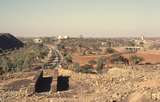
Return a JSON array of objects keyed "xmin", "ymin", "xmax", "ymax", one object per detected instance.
[
  {"xmin": 57, "ymin": 35, "xmax": 69, "ymax": 40},
  {"xmin": 125, "ymin": 47, "xmax": 141, "ymax": 52},
  {"xmin": 125, "ymin": 34, "xmax": 153, "ymax": 52},
  {"xmin": 64, "ymin": 35, "xmax": 69, "ymax": 39},
  {"xmin": 33, "ymin": 38, "xmax": 43, "ymax": 44}
]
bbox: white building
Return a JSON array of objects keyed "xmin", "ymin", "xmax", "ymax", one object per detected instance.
[
  {"xmin": 141, "ymin": 35, "xmax": 144, "ymax": 41},
  {"xmin": 33, "ymin": 38, "xmax": 43, "ymax": 44},
  {"xmin": 57, "ymin": 35, "xmax": 69, "ymax": 40},
  {"xmin": 130, "ymin": 34, "xmax": 153, "ymax": 51},
  {"xmin": 64, "ymin": 35, "xmax": 69, "ymax": 39}
]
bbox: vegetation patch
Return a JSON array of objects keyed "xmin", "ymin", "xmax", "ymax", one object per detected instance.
[{"xmin": 0, "ymin": 44, "xmax": 49, "ymax": 75}]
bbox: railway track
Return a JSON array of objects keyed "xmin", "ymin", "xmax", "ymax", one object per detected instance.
[{"xmin": 43, "ymin": 41, "xmax": 63, "ymax": 69}]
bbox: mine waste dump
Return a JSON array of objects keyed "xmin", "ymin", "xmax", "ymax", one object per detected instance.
[{"xmin": 0, "ymin": 33, "xmax": 24, "ymax": 51}]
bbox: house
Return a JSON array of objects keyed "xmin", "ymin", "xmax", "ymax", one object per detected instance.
[
  {"xmin": 57, "ymin": 35, "xmax": 69, "ymax": 40},
  {"xmin": 33, "ymin": 38, "xmax": 43, "ymax": 44}
]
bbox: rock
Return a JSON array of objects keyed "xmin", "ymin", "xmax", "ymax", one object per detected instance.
[{"xmin": 151, "ymin": 92, "xmax": 160, "ymax": 100}]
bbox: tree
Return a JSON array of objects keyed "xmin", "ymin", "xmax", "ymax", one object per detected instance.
[
  {"xmin": 0, "ymin": 57, "xmax": 10, "ymax": 72},
  {"xmin": 96, "ymin": 57, "xmax": 106, "ymax": 73},
  {"xmin": 63, "ymin": 54, "xmax": 73, "ymax": 69},
  {"xmin": 73, "ymin": 63, "xmax": 81, "ymax": 72},
  {"xmin": 0, "ymin": 67, "xmax": 4, "ymax": 75},
  {"xmin": 88, "ymin": 60, "xmax": 97, "ymax": 65},
  {"xmin": 105, "ymin": 48, "xmax": 115, "ymax": 54},
  {"xmin": 81, "ymin": 64, "xmax": 95, "ymax": 73},
  {"xmin": 128, "ymin": 40, "xmax": 136, "ymax": 46},
  {"xmin": 111, "ymin": 54, "xmax": 122, "ymax": 64},
  {"xmin": 64, "ymin": 54, "xmax": 72, "ymax": 63},
  {"xmin": 129, "ymin": 55, "xmax": 144, "ymax": 65},
  {"xmin": 23, "ymin": 56, "xmax": 32, "ymax": 69},
  {"xmin": 139, "ymin": 42, "xmax": 144, "ymax": 47},
  {"xmin": 15, "ymin": 56, "xmax": 24, "ymax": 71},
  {"xmin": 107, "ymin": 40, "xmax": 112, "ymax": 48}
]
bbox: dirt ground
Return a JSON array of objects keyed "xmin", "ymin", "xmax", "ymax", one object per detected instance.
[
  {"xmin": 1, "ymin": 65, "xmax": 160, "ymax": 102},
  {"xmin": 122, "ymin": 50, "xmax": 160, "ymax": 64},
  {"xmin": 72, "ymin": 50, "xmax": 160, "ymax": 66},
  {"xmin": 72, "ymin": 53, "xmax": 110, "ymax": 66}
]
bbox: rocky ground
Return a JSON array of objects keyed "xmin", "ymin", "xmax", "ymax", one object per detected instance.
[{"xmin": 1, "ymin": 65, "xmax": 160, "ymax": 102}]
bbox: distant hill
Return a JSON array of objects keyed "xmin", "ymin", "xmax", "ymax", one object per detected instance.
[{"xmin": 0, "ymin": 33, "xmax": 24, "ymax": 51}]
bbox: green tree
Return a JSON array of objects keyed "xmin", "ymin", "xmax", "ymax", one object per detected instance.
[
  {"xmin": 107, "ymin": 40, "xmax": 112, "ymax": 48},
  {"xmin": 128, "ymin": 40, "xmax": 136, "ymax": 46},
  {"xmin": 81, "ymin": 64, "xmax": 94, "ymax": 73},
  {"xmin": 88, "ymin": 60, "xmax": 97, "ymax": 65},
  {"xmin": 129, "ymin": 55, "xmax": 144, "ymax": 65},
  {"xmin": 23, "ymin": 56, "xmax": 32, "ymax": 69},
  {"xmin": 73, "ymin": 63, "xmax": 81, "ymax": 72},
  {"xmin": 64, "ymin": 54, "xmax": 72, "ymax": 63},
  {"xmin": 0, "ymin": 57, "xmax": 10, "ymax": 72},
  {"xmin": 96, "ymin": 57, "xmax": 106, "ymax": 73},
  {"xmin": 105, "ymin": 48, "xmax": 115, "ymax": 54},
  {"xmin": 15, "ymin": 56, "xmax": 24, "ymax": 71},
  {"xmin": 139, "ymin": 42, "xmax": 144, "ymax": 47}
]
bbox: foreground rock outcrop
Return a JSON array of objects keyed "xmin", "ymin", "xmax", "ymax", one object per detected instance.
[{"xmin": 1, "ymin": 65, "xmax": 160, "ymax": 102}]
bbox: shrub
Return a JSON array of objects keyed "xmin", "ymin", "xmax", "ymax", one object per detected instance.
[
  {"xmin": 72, "ymin": 63, "xmax": 81, "ymax": 72},
  {"xmin": 129, "ymin": 55, "xmax": 144, "ymax": 65},
  {"xmin": 88, "ymin": 60, "xmax": 97, "ymax": 65},
  {"xmin": 0, "ymin": 44, "xmax": 49, "ymax": 74},
  {"xmin": 81, "ymin": 64, "xmax": 95, "ymax": 73},
  {"xmin": 105, "ymin": 48, "xmax": 115, "ymax": 54},
  {"xmin": 110, "ymin": 54, "xmax": 128, "ymax": 64},
  {"xmin": 0, "ymin": 67, "xmax": 4, "ymax": 75},
  {"xmin": 96, "ymin": 57, "xmax": 106, "ymax": 73},
  {"xmin": 128, "ymin": 40, "xmax": 136, "ymax": 46},
  {"xmin": 64, "ymin": 54, "xmax": 72, "ymax": 63}
]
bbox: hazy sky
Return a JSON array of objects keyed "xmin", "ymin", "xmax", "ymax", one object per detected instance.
[{"xmin": 0, "ymin": 0, "xmax": 160, "ymax": 37}]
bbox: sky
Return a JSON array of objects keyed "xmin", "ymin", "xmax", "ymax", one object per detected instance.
[{"xmin": 0, "ymin": 0, "xmax": 160, "ymax": 37}]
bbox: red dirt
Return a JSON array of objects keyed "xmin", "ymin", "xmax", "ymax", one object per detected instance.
[
  {"xmin": 72, "ymin": 53, "xmax": 98, "ymax": 65},
  {"xmin": 72, "ymin": 53, "xmax": 110, "ymax": 65},
  {"xmin": 72, "ymin": 50, "xmax": 160, "ymax": 65},
  {"xmin": 122, "ymin": 51, "xmax": 160, "ymax": 64}
]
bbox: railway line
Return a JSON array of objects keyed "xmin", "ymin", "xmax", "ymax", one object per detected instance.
[{"xmin": 43, "ymin": 41, "xmax": 63, "ymax": 69}]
